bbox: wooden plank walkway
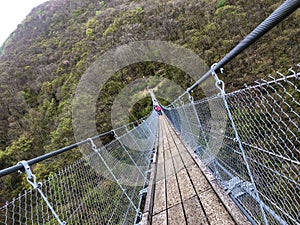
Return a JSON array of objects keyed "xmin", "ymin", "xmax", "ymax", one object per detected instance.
[{"xmin": 141, "ymin": 116, "xmax": 251, "ymax": 225}]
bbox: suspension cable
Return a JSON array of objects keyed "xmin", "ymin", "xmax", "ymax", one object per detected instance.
[
  {"xmin": 179, "ymin": 0, "xmax": 299, "ymax": 97},
  {"xmin": 0, "ymin": 110, "xmax": 154, "ymax": 177},
  {"xmin": 0, "ymin": 131, "xmax": 107, "ymax": 177}
]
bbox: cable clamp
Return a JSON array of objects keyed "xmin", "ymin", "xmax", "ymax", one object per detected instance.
[
  {"xmin": 187, "ymin": 92, "xmax": 194, "ymax": 103},
  {"xmin": 18, "ymin": 162, "xmax": 67, "ymax": 224},
  {"xmin": 87, "ymin": 138, "xmax": 97, "ymax": 151},
  {"xmin": 112, "ymin": 129, "xmax": 118, "ymax": 138},
  {"xmin": 210, "ymin": 63, "xmax": 218, "ymax": 76},
  {"xmin": 18, "ymin": 160, "xmax": 39, "ymax": 188},
  {"xmin": 211, "ymin": 63, "xmax": 225, "ymax": 94},
  {"xmin": 210, "ymin": 63, "xmax": 224, "ymax": 75},
  {"xmin": 220, "ymin": 67, "xmax": 224, "ymax": 74}
]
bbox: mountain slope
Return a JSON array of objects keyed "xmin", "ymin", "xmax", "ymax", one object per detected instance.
[{"xmin": 0, "ymin": 0, "xmax": 299, "ymax": 203}]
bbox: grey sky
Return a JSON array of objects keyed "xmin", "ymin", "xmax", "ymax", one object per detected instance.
[{"xmin": 0, "ymin": 0, "xmax": 48, "ymax": 46}]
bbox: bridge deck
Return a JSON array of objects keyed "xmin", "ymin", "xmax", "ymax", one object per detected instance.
[{"xmin": 141, "ymin": 116, "xmax": 250, "ymax": 225}]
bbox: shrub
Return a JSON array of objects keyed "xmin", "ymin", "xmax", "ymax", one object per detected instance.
[
  {"xmin": 86, "ymin": 28, "xmax": 94, "ymax": 37},
  {"xmin": 217, "ymin": 0, "xmax": 227, "ymax": 8}
]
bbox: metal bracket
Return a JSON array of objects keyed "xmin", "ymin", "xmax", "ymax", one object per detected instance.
[
  {"xmin": 210, "ymin": 63, "xmax": 224, "ymax": 75},
  {"xmin": 223, "ymin": 177, "xmax": 254, "ymax": 198},
  {"xmin": 223, "ymin": 177, "xmax": 243, "ymax": 195},
  {"xmin": 18, "ymin": 160, "xmax": 38, "ymax": 188},
  {"xmin": 87, "ymin": 138, "xmax": 97, "ymax": 151},
  {"xmin": 187, "ymin": 92, "xmax": 194, "ymax": 103},
  {"xmin": 139, "ymin": 187, "xmax": 148, "ymax": 195},
  {"xmin": 210, "ymin": 63, "xmax": 226, "ymax": 95}
]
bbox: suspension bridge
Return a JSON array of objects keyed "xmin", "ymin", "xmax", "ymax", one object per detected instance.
[{"xmin": 0, "ymin": 0, "xmax": 299, "ymax": 224}]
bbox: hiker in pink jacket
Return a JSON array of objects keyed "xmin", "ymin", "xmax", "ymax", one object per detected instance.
[{"xmin": 154, "ymin": 104, "xmax": 163, "ymax": 116}]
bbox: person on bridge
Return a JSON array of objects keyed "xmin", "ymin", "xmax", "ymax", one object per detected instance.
[{"xmin": 154, "ymin": 104, "xmax": 163, "ymax": 116}]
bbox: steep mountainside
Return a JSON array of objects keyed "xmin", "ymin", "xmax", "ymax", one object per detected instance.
[{"xmin": 0, "ymin": 0, "xmax": 299, "ymax": 202}]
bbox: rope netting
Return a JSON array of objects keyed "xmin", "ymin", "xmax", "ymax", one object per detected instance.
[
  {"xmin": 163, "ymin": 65, "xmax": 300, "ymax": 225},
  {"xmin": 0, "ymin": 111, "xmax": 158, "ymax": 225}
]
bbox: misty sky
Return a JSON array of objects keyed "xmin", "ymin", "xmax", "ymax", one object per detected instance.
[{"xmin": 0, "ymin": 0, "xmax": 48, "ymax": 46}]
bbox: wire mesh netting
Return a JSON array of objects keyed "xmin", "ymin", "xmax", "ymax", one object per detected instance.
[
  {"xmin": 0, "ymin": 111, "xmax": 158, "ymax": 225},
  {"xmin": 163, "ymin": 67, "xmax": 299, "ymax": 225}
]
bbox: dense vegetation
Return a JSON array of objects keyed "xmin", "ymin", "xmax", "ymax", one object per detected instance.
[{"xmin": 0, "ymin": 0, "xmax": 299, "ymax": 204}]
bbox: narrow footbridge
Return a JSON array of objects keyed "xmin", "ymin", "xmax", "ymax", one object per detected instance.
[
  {"xmin": 141, "ymin": 116, "xmax": 250, "ymax": 225},
  {"xmin": 0, "ymin": 1, "xmax": 299, "ymax": 225},
  {"xmin": 1, "ymin": 68, "xmax": 299, "ymax": 225}
]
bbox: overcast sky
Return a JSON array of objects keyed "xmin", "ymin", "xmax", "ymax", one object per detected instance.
[{"xmin": 0, "ymin": 0, "xmax": 48, "ymax": 46}]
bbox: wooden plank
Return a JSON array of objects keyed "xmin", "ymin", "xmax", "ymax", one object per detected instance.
[
  {"xmin": 142, "ymin": 116, "xmax": 250, "ymax": 225},
  {"xmin": 177, "ymin": 169, "xmax": 196, "ymax": 201},
  {"xmin": 157, "ymin": 151, "xmax": 164, "ymax": 164},
  {"xmin": 184, "ymin": 143, "xmax": 250, "ymax": 225},
  {"xmin": 152, "ymin": 210, "xmax": 167, "ymax": 225},
  {"xmin": 153, "ymin": 180, "xmax": 166, "ymax": 215},
  {"xmin": 168, "ymin": 138, "xmax": 176, "ymax": 149},
  {"xmin": 175, "ymin": 138, "xmax": 181, "ymax": 145},
  {"xmin": 168, "ymin": 204, "xmax": 186, "ymax": 225},
  {"xmin": 177, "ymin": 144, "xmax": 194, "ymax": 168},
  {"xmin": 164, "ymin": 148, "xmax": 172, "ymax": 160},
  {"xmin": 156, "ymin": 161, "xmax": 165, "ymax": 181},
  {"xmin": 171, "ymin": 152, "xmax": 185, "ymax": 173},
  {"xmin": 166, "ymin": 174, "xmax": 181, "ymax": 208},
  {"xmin": 164, "ymin": 156, "xmax": 175, "ymax": 178},
  {"xmin": 186, "ymin": 164, "xmax": 210, "ymax": 194},
  {"xmin": 198, "ymin": 189, "xmax": 236, "ymax": 225},
  {"xmin": 207, "ymin": 212, "xmax": 236, "ymax": 225},
  {"xmin": 183, "ymin": 196, "xmax": 209, "ymax": 225},
  {"xmin": 140, "ymin": 212, "xmax": 149, "ymax": 225},
  {"xmin": 143, "ymin": 164, "xmax": 156, "ymax": 214},
  {"xmin": 163, "ymin": 143, "xmax": 169, "ymax": 150}
]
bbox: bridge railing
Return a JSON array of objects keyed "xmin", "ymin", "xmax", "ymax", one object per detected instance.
[
  {"xmin": 162, "ymin": 66, "xmax": 300, "ymax": 225},
  {"xmin": 1, "ymin": 0, "xmax": 299, "ymax": 224},
  {"xmin": 0, "ymin": 110, "xmax": 158, "ymax": 225},
  {"xmin": 162, "ymin": 1, "xmax": 299, "ymax": 223}
]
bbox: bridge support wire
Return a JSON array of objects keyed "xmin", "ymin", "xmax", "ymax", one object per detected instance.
[
  {"xmin": 17, "ymin": 161, "xmax": 67, "ymax": 225},
  {"xmin": 172, "ymin": 0, "xmax": 300, "ymax": 99},
  {"xmin": 187, "ymin": 92, "xmax": 211, "ymax": 157},
  {"xmin": 0, "ymin": 110, "xmax": 157, "ymax": 224},
  {"xmin": 179, "ymin": 99, "xmax": 196, "ymax": 147},
  {"xmin": 113, "ymin": 130, "xmax": 146, "ymax": 180},
  {"xmin": 210, "ymin": 64, "xmax": 269, "ymax": 225},
  {"xmin": 163, "ymin": 65, "xmax": 300, "ymax": 225},
  {"xmin": 87, "ymin": 138, "xmax": 139, "ymax": 214}
]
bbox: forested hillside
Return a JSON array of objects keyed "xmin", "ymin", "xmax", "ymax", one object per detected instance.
[{"xmin": 0, "ymin": 0, "xmax": 299, "ymax": 203}]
